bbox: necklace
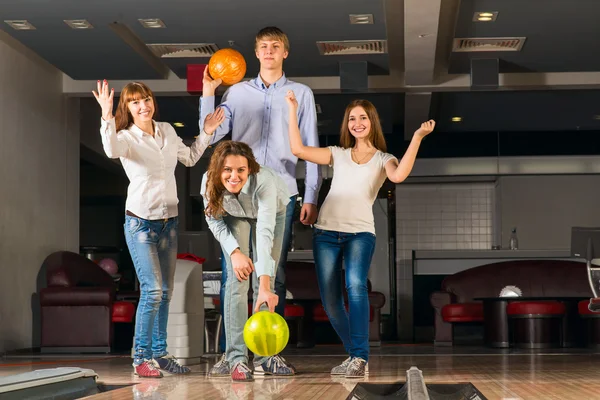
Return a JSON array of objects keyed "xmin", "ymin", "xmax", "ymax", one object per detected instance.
[{"xmin": 351, "ymin": 148, "xmax": 375, "ymax": 164}]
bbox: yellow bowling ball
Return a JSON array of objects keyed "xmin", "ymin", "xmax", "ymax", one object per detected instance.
[{"xmin": 243, "ymin": 310, "xmax": 289, "ymax": 357}]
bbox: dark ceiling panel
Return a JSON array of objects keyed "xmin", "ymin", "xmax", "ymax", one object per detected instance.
[
  {"xmin": 0, "ymin": 0, "xmax": 388, "ymax": 80},
  {"xmin": 0, "ymin": 2, "xmax": 163, "ymax": 79},
  {"xmin": 449, "ymin": 0, "xmax": 600, "ymax": 74},
  {"xmin": 124, "ymin": 0, "xmax": 389, "ymax": 78}
]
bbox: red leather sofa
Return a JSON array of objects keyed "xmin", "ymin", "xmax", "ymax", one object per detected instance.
[{"xmin": 430, "ymin": 259, "xmax": 592, "ymax": 346}]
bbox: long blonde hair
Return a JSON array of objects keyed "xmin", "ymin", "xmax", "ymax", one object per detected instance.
[
  {"xmin": 339, "ymin": 100, "xmax": 387, "ymax": 152},
  {"xmin": 205, "ymin": 141, "xmax": 261, "ymax": 218},
  {"xmin": 115, "ymin": 82, "xmax": 159, "ymax": 132}
]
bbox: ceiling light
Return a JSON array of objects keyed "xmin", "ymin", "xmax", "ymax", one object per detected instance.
[
  {"xmin": 138, "ymin": 18, "xmax": 166, "ymax": 29},
  {"xmin": 473, "ymin": 11, "xmax": 498, "ymax": 22},
  {"xmin": 173, "ymin": 122, "xmax": 185, "ymax": 127},
  {"xmin": 349, "ymin": 14, "xmax": 374, "ymax": 25},
  {"xmin": 64, "ymin": 19, "xmax": 93, "ymax": 29},
  {"xmin": 4, "ymin": 20, "xmax": 36, "ymax": 30},
  {"xmin": 593, "ymin": 115, "xmax": 600, "ymax": 120},
  {"xmin": 451, "ymin": 117, "xmax": 462, "ymax": 122}
]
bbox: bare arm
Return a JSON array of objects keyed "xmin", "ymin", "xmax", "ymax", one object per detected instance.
[
  {"xmin": 285, "ymin": 90, "xmax": 331, "ymax": 165},
  {"xmin": 385, "ymin": 120, "xmax": 435, "ymax": 183}
]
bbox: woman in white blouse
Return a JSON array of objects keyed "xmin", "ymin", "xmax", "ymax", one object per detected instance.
[
  {"xmin": 286, "ymin": 90, "xmax": 435, "ymax": 378},
  {"xmin": 93, "ymin": 80, "xmax": 224, "ymax": 378}
]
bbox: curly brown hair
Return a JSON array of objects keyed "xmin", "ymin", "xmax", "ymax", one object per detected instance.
[
  {"xmin": 115, "ymin": 82, "xmax": 159, "ymax": 132},
  {"xmin": 339, "ymin": 99, "xmax": 387, "ymax": 152},
  {"xmin": 205, "ymin": 141, "xmax": 261, "ymax": 218}
]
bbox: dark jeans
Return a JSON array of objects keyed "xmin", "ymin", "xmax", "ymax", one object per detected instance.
[
  {"xmin": 313, "ymin": 228, "xmax": 376, "ymax": 361},
  {"xmin": 218, "ymin": 195, "xmax": 297, "ymax": 352}
]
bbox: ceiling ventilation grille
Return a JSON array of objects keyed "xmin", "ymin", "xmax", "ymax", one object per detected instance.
[
  {"xmin": 146, "ymin": 43, "xmax": 219, "ymax": 58},
  {"xmin": 452, "ymin": 37, "xmax": 526, "ymax": 52},
  {"xmin": 316, "ymin": 40, "xmax": 387, "ymax": 55}
]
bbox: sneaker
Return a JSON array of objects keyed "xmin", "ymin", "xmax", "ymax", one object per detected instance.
[
  {"xmin": 270, "ymin": 354, "xmax": 297, "ymax": 373},
  {"xmin": 209, "ymin": 353, "xmax": 230, "ymax": 377},
  {"xmin": 133, "ymin": 359, "xmax": 163, "ymax": 378},
  {"xmin": 330, "ymin": 357, "xmax": 352, "ymax": 375},
  {"xmin": 231, "ymin": 362, "xmax": 254, "ymax": 382},
  {"xmin": 153, "ymin": 354, "xmax": 190, "ymax": 375},
  {"xmin": 345, "ymin": 357, "xmax": 368, "ymax": 378},
  {"xmin": 253, "ymin": 354, "xmax": 295, "ymax": 377}
]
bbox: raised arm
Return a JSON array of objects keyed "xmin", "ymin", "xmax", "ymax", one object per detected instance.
[
  {"xmin": 297, "ymin": 88, "xmax": 323, "ymax": 215},
  {"xmin": 384, "ymin": 120, "xmax": 435, "ymax": 183},
  {"xmin": 93, "ymin": 80, "xmax": 128, "ymax": 158},
  {"xmin": 177, "ymin": 108, "xmax": 225, "ymax": 167},
  {"xmin": 285, "ymin": 90, "xmax": 331, "ymax": 166},
  {"xmin": 199, "ymin": 67, "xmax": 232, "ymax": 143}
]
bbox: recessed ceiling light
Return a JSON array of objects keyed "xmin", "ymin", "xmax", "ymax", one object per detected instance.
[
  {"xmin": 64, "ymin": 19, "xmax": 93, "ymax": 29},
  {"xmin": 4, "ymin": 20, "xmax": 36, "ymax": 30},
  {"xmin": 473, "ymin": 11, "xmax": 498, "ymax": 22},
  {"xmin": 138, "ymin": 18, "xmax": 166, "ymax": 29},
  {"xmin": 349, "ymin": 14, "xmax": 374, "ymax": 25},
  {"xmin": 451, "ymin": 117, "xmax": 462, "ymax": 122},
  {"xmin": 173, "ymin": 122, "xmax": 185, "ymax": 127}
]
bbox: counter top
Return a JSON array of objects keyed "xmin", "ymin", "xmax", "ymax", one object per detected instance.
[{"xmin": 413, "ymin": 249, "xmax": 572, "ymax": 260}]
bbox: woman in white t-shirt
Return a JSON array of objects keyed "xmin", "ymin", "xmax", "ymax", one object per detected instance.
[{"xmin": 285, "ymin": 91, "xmax": 434, "ymax": 378}]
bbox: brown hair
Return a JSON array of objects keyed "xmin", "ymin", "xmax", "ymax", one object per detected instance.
[
  {"xmin": 115, "ymin": 82, "xmax": 159, "ymax": 132},
  {"xmin": 255, "ymin": 26, "xmax": 290, "ymax": 52},
  {"xmin": 205, "ymin": 141, "xmax": 261, "ymax": 218},
  {"xmin": 339, "ymin": 100, "xmax": 387, "ymax": 152}
]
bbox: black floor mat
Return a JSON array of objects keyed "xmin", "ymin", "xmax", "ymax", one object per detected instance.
[{"xmin": 347, "ymin": 382, "xmax": 487, "ymax": 400}]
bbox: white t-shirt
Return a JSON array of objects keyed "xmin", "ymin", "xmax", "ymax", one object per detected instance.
[{"xmin": 314, "ymin": 146, "xmax": 398, "ymax": 234}]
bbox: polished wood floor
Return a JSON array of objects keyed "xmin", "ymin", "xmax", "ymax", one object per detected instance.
[{"xmin": 2, "ymin": 346, "xmax": 600, "ymax": 399}]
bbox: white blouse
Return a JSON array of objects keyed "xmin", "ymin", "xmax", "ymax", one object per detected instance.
[{"xmin": 100, "ymin": 118, "xmax": 212, "ymax": 220}]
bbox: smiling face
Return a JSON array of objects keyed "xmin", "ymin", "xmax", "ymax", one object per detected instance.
[
  {"xmin": 221, "ymin": 155, "xmax": 250, "ymax": 194},
  {"xmin": 127, "ymin": 96, "xmax": 154, "ymax": 126},
  {"xmin": 348, "ymin": 106, "xmax": 371, "ymax": 140},
  {"xmin": 339, "ymin": 99, "xmax": 387, "ymax": 152}
]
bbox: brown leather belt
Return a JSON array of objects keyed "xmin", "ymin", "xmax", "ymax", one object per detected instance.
[{"xmin": 126, "ymin": 210, "xmax": 171, "ymax": 222}]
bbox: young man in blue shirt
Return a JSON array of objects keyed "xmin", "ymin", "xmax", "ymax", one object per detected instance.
[{"xmin": 200, "ymin": 26, "xmax": 322, "ymax": 376}]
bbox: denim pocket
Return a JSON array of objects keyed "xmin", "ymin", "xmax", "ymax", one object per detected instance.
[{"xmin": 125, "ymin": 216, "xmax": 143, "ymax": 235}]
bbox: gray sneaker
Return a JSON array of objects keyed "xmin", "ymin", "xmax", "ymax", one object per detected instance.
[
  {"xmin": 330, "ymin": 357, "xmax": 352, "ymax": 375},
  {"xmin": 208, "ymin": 353, "xmax": 230, "ymax": 377},
  {"xmin": 345, "ymin": 357, "xmax": 368, "ymax": 378}
]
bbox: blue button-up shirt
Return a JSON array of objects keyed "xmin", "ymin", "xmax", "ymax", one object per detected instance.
[
  {"xmin": 199, "ymin": 73, "xmax": 322, "ymax": 205},
  {"xmin": 200, "ymin": 166, "xmax": 290, "ymax": 277}
]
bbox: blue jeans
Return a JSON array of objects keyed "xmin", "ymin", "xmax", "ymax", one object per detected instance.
[
  {"xmin": 220, "ymin": 211, "xmax": 286, "ymax": 366},
  {"xmin": 218, "ymin": 195, "xmax": 296, "ymax": 352},
  {"xmin": 313, "ymin": 228, "xmax": 376, "ymax": 361},
  {"xmin": 124, "ymin": 215, "xmax": 178, "ymax": 365}
]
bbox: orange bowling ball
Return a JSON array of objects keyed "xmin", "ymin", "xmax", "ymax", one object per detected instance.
[{"xmin": 208, "ymin": 48, "xmax": 247, "ymax": 86}]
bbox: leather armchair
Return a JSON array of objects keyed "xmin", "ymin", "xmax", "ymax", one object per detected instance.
[{"xmin": 40, "ymin": 251, "xmax": 116, "ymax": 353}]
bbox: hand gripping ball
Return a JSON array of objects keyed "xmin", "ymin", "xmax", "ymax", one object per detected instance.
[
  {"xmin": 243, "ymin": 311, "xmax": 289, "ymax": 357},
  {"xmin": 208, "ymin": 48, "xmax": 247, "ymax": 86}
]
